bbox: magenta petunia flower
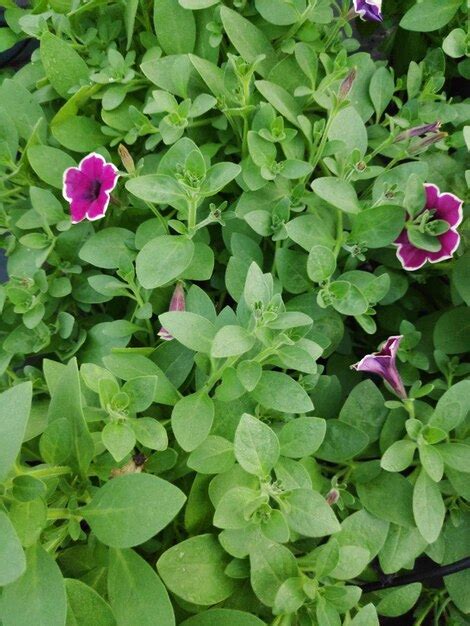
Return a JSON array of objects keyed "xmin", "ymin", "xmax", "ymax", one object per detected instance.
[
  {"xmin": 158, "ymin": 282, "xmax": 185, "ymax": 341},
  {"xmin": 352, "ymin": 335, "xmax": 407, "ymax": 399},
  {"xmin": 353, "ymin": 0, "xmax": 382, "ymax": 22},
  {"xmin": 395, "ymin": 184, "xmax": 463, "ymax": 271},
  {"xmin": 63, "ymin": 153, "xmax": 119, "ymax": 224}
]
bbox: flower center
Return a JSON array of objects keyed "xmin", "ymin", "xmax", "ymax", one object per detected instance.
[{"xmin": 85, "ymin": 179, "xmax": 102, "ymax": 201}]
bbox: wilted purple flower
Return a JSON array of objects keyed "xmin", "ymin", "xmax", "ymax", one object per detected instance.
[
  {"xmin": 394, "ymin": 121, "xmax": 441, "ymax": 143},
  {"xmin": 395, "ymin": 184, "xmax": 463, "ymax": 271},
  {"xmin": 158, "ymin": 282, "xmax": 185, "ymax": 341},
  {"xmin": 352, "ymin": 335, "xmax": 407, "ymax": 399},
  {"xmin": 353, "ymin": 0, "xmax": 382, "ymax": 22},
  {"xmin": 63, "ymin": 153, "xmax": 119, "ymax": 224}
]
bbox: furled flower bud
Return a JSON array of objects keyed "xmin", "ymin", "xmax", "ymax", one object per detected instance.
[
  {"xmin": 409, "ymin": 131, "xmax": 447, "ymax": 154},
  {"xmin": 326, "ymin": 489, "xmax": 340, "ymax": 506},
  {"xmin": 118, "ymin": 144, "xmax": 135, "ymax": 174},
  {"xmin": 158, "ymin": 282, "xmax": 185, "ymax": 341},
  {"xmin": 339, "ymin": 68, "xmax": 357, "ymax": 100},
  {"xmin": 394, "ymin": 121, "xmax": 441, "ymax": 143}
]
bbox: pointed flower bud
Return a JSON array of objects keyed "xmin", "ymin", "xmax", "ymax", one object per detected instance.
[
  {"xmin": 352, "ymin": 335, "xmax": 407, "ymax": 399},
  {"xmin": 408, "ymin": 131, "xmax": 447, "ymax": 154},
  {"xmin": 339, "ymin": 68, "xmax": 357, "ymax": 100},
  {"xmin": 158, "ymin": 282, "xmax": 185, "ymax": 341},
  {"xmin": 326, "ymin": 489, "xmax": 340, "ymax": 506},
  {"xmin": 118, "ymin": 144, "xmax": 136, "ymax": 174},
  {"xmin": 394, "ymin": 121, "xmax": 441, "ymax": 143}
]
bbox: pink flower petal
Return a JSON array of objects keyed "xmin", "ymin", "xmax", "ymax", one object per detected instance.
[
  {"xmin": 427, "ymin": 229, "xmax": 460, "ymax": 264},
  {"xmin": 70, "ymin": 198, "xmax": 91, "ymax": 224},
  {"xmin": 424, "ymin": 183, "xmax": 440, "ymax": 209},
  {"xmin": 396, "ymin": 243, "xmax": 428, "ymax": 271},
  {"xmin": 435, "ymin": 193, "xmax": 464, "ymax": 229},
  {"xmin": 79, "ymin": 153, "xmax": 106, "ymax": 181},
  {"xmin": 63, "ymin": 152, "xmax": 119, "ymax": 224}
]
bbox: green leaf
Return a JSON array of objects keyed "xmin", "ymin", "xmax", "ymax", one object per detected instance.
[
  {"xmin": 436, "ymin": 443, "xmax": 470, "ymax": 472},
  {"xmin": 0, "ymin": 382, "xmax": 32, "ymax": 482},
  {"xmin": 180, "ymin": 609, "xmax": 265, "ymax": 626},
  {"xmin": 157, "ymin": 534, "xmax": 236, "ymax": 605},
  {"xmin": 357, "ymin": 472, "xmax": 415, "ymax": 527},
  {"xmin": 2, "ymin": 544, "xmax": 67, "ymax": 626},
  {"xmin": 369, "ymin": 67, "xmax": 394, "ymax": 119},
  {"xmin": 250, "ymin": 537, "xmax": 298, "ymax": 607},
  {"xmin": 158, "ymin": 311, "xmax": 216, "ymax": 352},
  {"xmin": 201, "ymin": 162, "xmax": 241, "ymax": 196},
  {"xmin": 316, "ymin": 420, "xmax": 368, "ymax": 462},
  {"xmin": 283, "ymin": 489, "xmax": 341, "ymax": 537},
  {"xmin": 453, "ymin": 253, "xmax": 470, "ymax": 305},
  {"xmin": 273, "ymin": 577, "xmax": 306, "ymax": 616},
  {"xmin": 430, "ymin": 380, "xmax": 470, "ymax": 431},
  {"xmin": 400, "ymin": 0, "xmax": 461, "ymax": 32},
  {"xmin": 381, "ymin": 440, "xmax": 416, "ymax": 472},
  {"xmin": 251, "ymin": 371, "xmax": 313, "ymax": 413},
  {"xmin": 51, "ymin": 117, "xmax": 106, "ymax": 153},
  {"xmin": 311, "ymin": 178, "xmax": 360, "ymax": 214},
  {"xmin": 187, "ymin": 436, "xmax": 235, "ymax": 474},
  {"xmin": 108, "ymin": 548, "xmax": 175, "ymax": 626},
  {"xmin": 136, "ymin": 236, "xmax": 194, "ymax": 289},
  {"xmin": 131, "ymin": 417, "xmax": 168, "ymax": 450},
  {"xmin": 350, "ymin": 604, "xmax": 379, "ymax": 626},
  {"xmin": 80, "ymin": 228, "xmax": 135, "ymax": 270},
  {"xmin": 220, "ymin": 7, "xmax": 276, "ymax": 77},
  {"xmin": 352, "ymin": 205, "xmax": 405, "ymax": 248},
  {"xmin": 434, "ymin": 307, "xmax": 470, "ymax": 355},
  {"xmin": 40, "ymin": 32, "xmax": 89, "ymax": 98},
  {"xmin": 376, "ymin": 583, "xmax": 422, "ymax": 618},
  {"xmin": 65, "ymin": 579, "xmax": 116, "ymax": 626},
  {"xmin": 328, "ymin": 106, "xmax": 367, "ymax": 157},
  {"xmin": 413, "ymin": 469, "xmax": 445, "ymax": 543},
  {"xmin": 328, "ymin": 281, "xmax": 369, "ymax": 316},
  {"xmin": 330, "ymin": 545, "xmax": 370, "ymax": 580},
  {"xmin": 419, "ymin": 443, "xmax": 444, "ymax": 482},
  {"xmin": 81, "ymin": 474, "xmax": 186, "ymax": 547},
  {"xmin": 121, "ymin": 0, "xmax": 139, "ymax": 47},
  {"xmin": 211, "ymin": 325, "xmax": 255, "ymax": 358},
  {"xmin": 279, "ymin": 417, "xmax": 326, "ymax": 458},
  {"xmin": 237, "ymin": 360, "xmax": 262, "ymax": 391},
  {"xmin": 103, "ymin": 353, "xmax": 179, "ymax": 406},
  {"xmin": 102, "ymin": 421, "xmax": 136, "ymax": 462},
  {"xmin": 45, "ymin": 359, "xmax": 94, "ymax": 476},
  {"xmin": 307, "ymin": 246, "xmax": 337, "ymax": 282},
  {"xmin": 28, "ymin": 146, "xmax": 76, "ymax": 189},
  {"xmin": 0, "ymin": 511, "xmax": 26, "ymax": 586},
  {"xmin": 171, "ymin": 392, "xmax": 215, "ymax": 451},
  {"xmin": 125, "ymin": 175, "xmax": 186, "ymax": 207},
  {"xmin": 255, "ymin": 80, "xmax": 301, "ymax": 127},
  {"xmin": 339, "ymin": 380, "xmax": 387, "ymax": 443},
  {"xmin": 234, "ymin": 413, "xmax": 280, "ymax": 477},
  {"xmin": 122, "ymin": 376, "xmax": 158, "ymax": 413},
  {"xmin": 153, "ymin": 0, "xmax": 196, "ymax": 54}
]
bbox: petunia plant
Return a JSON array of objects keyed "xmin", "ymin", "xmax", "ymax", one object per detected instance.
[{"xmin": 0, "ymin": 0, "xmax": 469, "ymax": 625}]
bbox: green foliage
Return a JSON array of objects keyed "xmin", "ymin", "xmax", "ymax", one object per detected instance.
[{"xmin": 0, "ymin": 0, "xmax": 468, "ymax": 623}]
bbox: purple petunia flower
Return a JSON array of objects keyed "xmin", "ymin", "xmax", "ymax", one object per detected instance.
[
  {"xmin": 353, "ymin": 0, "xmax": 382, "ymax": 22},
  {"xmin": 158, "ymin": 282, "xmax": 186, "ymax": 341},
  {"xmin": 352, "ymin": 335, "xmax": 407, "ymax": 399},
  {"xmin": 395, "ymin": 184, "xmax": 463, "ymax": 271},
  {"xmin": 63, "ymin": 153, "xmax": 119, "ymax": 224}
]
